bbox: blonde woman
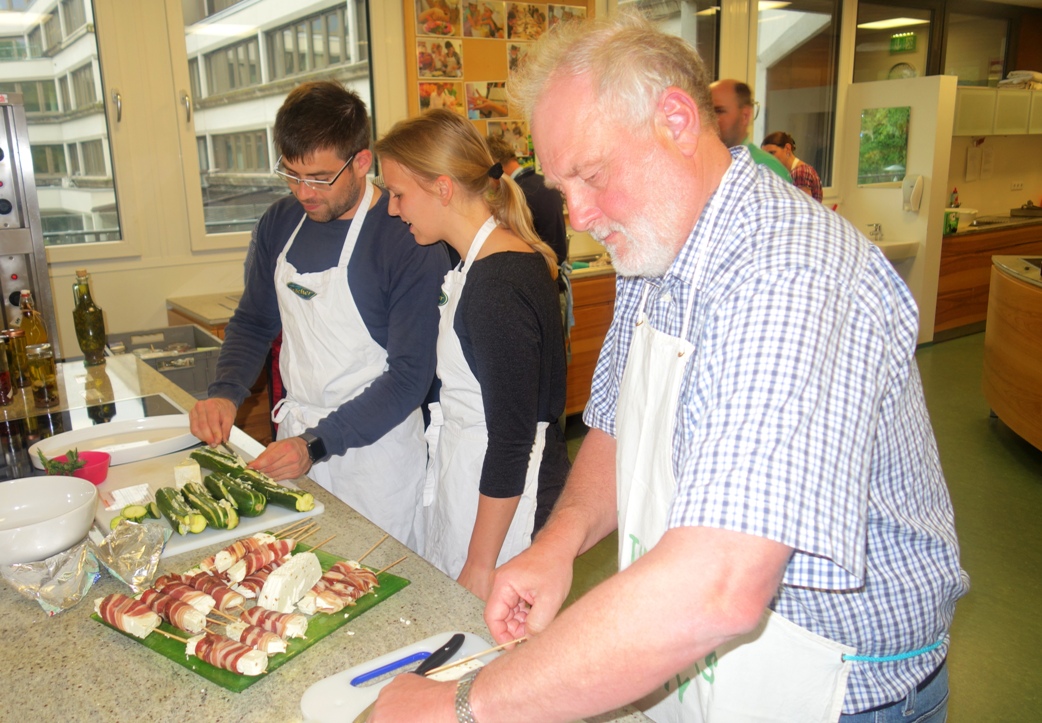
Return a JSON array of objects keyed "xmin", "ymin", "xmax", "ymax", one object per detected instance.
[{"xmin": 375, "ymin": 109, "xmax": 569, "ymax": 601}]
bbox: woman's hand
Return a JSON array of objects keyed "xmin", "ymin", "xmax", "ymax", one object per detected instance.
[{"xmin": 457, "ymin": 559, "xmax": 495, "ymax": 601}]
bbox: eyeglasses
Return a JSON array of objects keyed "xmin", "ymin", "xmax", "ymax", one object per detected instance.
[{"xmin": 273, "ymin": 153, "xmax": 356, "ymax": 191}]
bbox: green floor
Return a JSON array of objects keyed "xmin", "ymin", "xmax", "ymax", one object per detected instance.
[{"xmin": 563, "ymin": 332, "xmax": 1042, "ymax": 720}]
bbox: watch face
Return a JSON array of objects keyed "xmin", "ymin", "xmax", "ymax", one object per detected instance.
[{"xmin": 888, "ymin": 62, "xmax": 917, "ymax": 80}]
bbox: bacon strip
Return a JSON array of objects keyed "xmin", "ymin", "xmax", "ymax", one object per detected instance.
[
  {"xmin": 225, "ymin": 621, "xmax": 287, "ymax": 655},
  {"xmin": 240, "ymin": 606, "xmax": 308, "ymax": 639},
  {"xmin": 226, "ymin": 539, "xmax": 294, "ymax": 583},
  {"xmin": 181, "ymin": 571, "xmax": 245, "ymax": 611},
  {"xmin": 214, "ymin": 534, "xmax": 277, "ymax": 572},
  {"xmin": 152, "ymin": 579, "xmax": 216, "ymax": 615},
  {"xmin": 95, "ymin": 593, "xmax": 161, "ymax": 639},
  {"xmin": 139, "ymin": 589, "xmax": 206, "ymax": 634},
  {"xmin": 190, "ymin": 632, "xmax": 267, "ymax": 675},
  {"xmin": 236, "ymin": 562, "xmax": 279, "ymax": 597}
]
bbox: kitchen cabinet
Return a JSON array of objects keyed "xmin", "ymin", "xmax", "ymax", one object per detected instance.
[
  {"xmin": 566, "ymin": 270, "xmax": 616, "ymax": 417},
  {"xmin": 982, "ymin": 258, "xmax": 1042, "ymax": 452},
  {"xmin": 166, "ymin": 292, "xmax": 273, "ymax": 444},
  {"xmin": 953, "ymin": 87, "xmax": 1041, "ymax": 135},
  {"xmin": 935, "ymin": 222, "xmax": 1042, "ymax": 335}
]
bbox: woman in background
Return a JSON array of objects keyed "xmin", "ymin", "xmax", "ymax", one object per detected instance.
[
  {"xmin": 375, "ymin": 109, "xmax": 569, "ymax": 601},
  {"xmin": 761, "ymin": 131, "xmax": 823, "ymax": 202}
]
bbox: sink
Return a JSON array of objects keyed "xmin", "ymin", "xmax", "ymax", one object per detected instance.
[{"xmin": 873, "ymin": 239, "xmax": 919, "ymax": 262}]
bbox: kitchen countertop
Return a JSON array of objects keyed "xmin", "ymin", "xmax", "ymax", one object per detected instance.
[
  {"xmin": 993, "ymin": 255, "xmax": 1042, "ymax": 289},
  {"xmin": 946, "ymin": 215, "xmax": 1042, "ymax": 237},
  {"xmin": 0, "ymin": 355, "xmax": 648, "ymax": 723},
  {"xmin": 167, "ymin": 291, "xmax": 244, "ymax": 327}
]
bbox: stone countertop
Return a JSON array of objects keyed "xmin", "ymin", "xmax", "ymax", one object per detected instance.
[
  {"xmin": 167, "ymin": 291, "xmax": 244, "ymax": 326},
  {"xmin": 993, "ymin": 255, "xmax": 1042, "ymax": 289},
  {"xmin": 1, "ymin": 356, "xmax": 648, "ymax": 723},
  {"xmin": 946, "ymin": 215, "xmax": 1042, "ymax": 237}
]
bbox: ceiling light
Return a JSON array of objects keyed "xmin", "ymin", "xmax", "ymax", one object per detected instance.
[
  {"xmin": 856, "ymin": 17, "xmax": 929, "ymax": 30},
  {"xmin": 187, "ymin": 23, "xmax": 257, "ymax": 38}
]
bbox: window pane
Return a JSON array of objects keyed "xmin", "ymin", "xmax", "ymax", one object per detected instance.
[
  {"xmin": 0, "ymin": 2, "xmax": 120, "ymax": 245},
  {"xmin": 617, "ymin": 0, "xmax": 718, "ymax": 80},
  {"xmin": 755, "ymin": 0, "xmax": 840, "ymax": 188},
  {"xmin": 184, "ymin": 1, "xmax": 373, "ymax": 236},
  {"xmin": 853, "ymin": 4, "xmax": 931, "ymax": 84},
  {"xmin": 945, "ymin": 14, "xmax": 1008, "ymax": 87}
]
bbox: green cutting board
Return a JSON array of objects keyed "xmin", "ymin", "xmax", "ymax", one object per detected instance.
[{"xmin": 93, "ymin": 546, "xmax": 410, "ymax": 692}]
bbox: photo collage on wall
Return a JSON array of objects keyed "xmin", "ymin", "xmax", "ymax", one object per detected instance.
[{"xmin": 414, "ymin": 1, "xmax": 587, "ymax": 164}]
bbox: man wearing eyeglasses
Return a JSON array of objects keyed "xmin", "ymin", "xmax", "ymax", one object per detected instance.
[
  {"xmin": 190, "ymin": 81, "xmax": 450, "ymax": 553},
  {"xmin": 710, "ymin": 79, "xmax": 791, "ymax": 183}
]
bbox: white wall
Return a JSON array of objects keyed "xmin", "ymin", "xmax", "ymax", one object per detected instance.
[{"xmin": 947, "ymin": 135, "xmax": 1042, "ymax": 215}]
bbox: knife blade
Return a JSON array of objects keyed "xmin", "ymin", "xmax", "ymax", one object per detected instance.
[{"xmin": 351, "ymin": 633, "xmax": 466, "ymax": 723}]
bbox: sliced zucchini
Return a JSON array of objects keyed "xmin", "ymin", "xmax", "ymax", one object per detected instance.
[
  {"xmin": 147, "ymin": 501, "xmax": 161, "ymax": 519},
  {"xmin": 109, "ymin": 515, "xmax": 125, "ymax": 530},
  {"xmin": 189, "ymin": 447, "xmax": 246, "ymax": 476},
  {"xmin": 156, "ymin": 487, "xmax": 208, "ymax": 536},
  {"xmin": 205, "ymin": 472, "xmax": 267, "ymax": 517},
  {"xmin": 121, "ymin": 504, "xmax": 149, "ymax": 523},
  {"xmin": 183, "ymin": 481, "xmax": 239, "ymax": 530},
  {"xmin": 234, "ymin": 470, "xmax": 315, "ymax": 512}
]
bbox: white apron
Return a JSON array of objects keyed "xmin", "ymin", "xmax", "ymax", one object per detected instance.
[
  {"xmin": 615, "ymin": 283, "xmax": 853, "ymax": 721},
  {"xmin": 271, "ymin": 180, "xmax": 426, "ymax": 552},
  {"xmin": 424, "ymin": 216, "xmax": 545, "ymax": 578}
]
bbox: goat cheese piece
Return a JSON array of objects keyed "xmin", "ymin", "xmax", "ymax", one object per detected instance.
[
  {"xmin": 257, "ymin": 552, "xmax": 323, "ymax": 613},
  {"xmin": 174, "ymin": 458, "xmax": 202, "ymax": 490}
]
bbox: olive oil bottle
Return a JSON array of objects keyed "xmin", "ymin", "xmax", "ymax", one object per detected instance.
[
  {"xmin": 72, "ymin": 269, "xmax": 107, "ymax": 366},
  {"xmin": 18, "ymin": 290, "xmax": 48, "ymax": 346}
]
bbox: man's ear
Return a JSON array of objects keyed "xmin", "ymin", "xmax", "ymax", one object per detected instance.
[
  {"xmin": 353, "ymin": 148, "xmax": 374, "ymax": 175},
  {"xmin": 658, "ymin": 88, "xmax": 701, "ymax": 156}
]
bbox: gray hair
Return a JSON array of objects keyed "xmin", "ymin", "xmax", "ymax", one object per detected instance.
[{"xmin": 507, "ymin": 10, "xmax": 716, "ymax": 135}]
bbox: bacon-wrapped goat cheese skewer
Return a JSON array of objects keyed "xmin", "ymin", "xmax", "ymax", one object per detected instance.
[
  {"xmin": 225, "ymin": 539, "xmax": 294, "ymax": 583},
  {"xmin": 233, "ymin": 561, "xmax": 279, "ymax": 599},
  {"xmin": 257, "ymin": 552, "xmax": 322, "ymax": 613},
  {"xmin": 174, "ymin": 571, "xmax": 246, "ymax": 611},
  {"xmin": 214, "ymin": 533, "xmax": 278, "ymax": 573},
  {"xmin": 138, "ymin": 589, "xmax": 207, "ymax": 635},
  {"xmin": 185, "ymin": 632, "xmax": 268, "ymax": 676},
  {"xmin": 95, "ymin": 593, "xmax": 161, "ymax": 639},
  {"xmin": 151, "ymin": 578, "xmax": 216, "ymax": 615},
  {"xmin": 224, "ymin": 621, "xmax": 287, "ymax": 655},
  {"xmin": 240, "ymin": 606, "xmax": 308, "ymax": 639}
]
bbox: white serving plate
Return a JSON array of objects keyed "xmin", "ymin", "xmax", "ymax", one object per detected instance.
[
  {"xmin": 300, "ymin": 631, "xmax": 498, "ymax": 723},
  {"xmin": 92, "ymin": 434, "xmax": 323, "ymax": 559},
  {"xmin": 29, "ymin": 414, "xmax": 200, "ymax": 469}
]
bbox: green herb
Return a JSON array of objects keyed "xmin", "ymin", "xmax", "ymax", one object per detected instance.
[{"xmin": 38, "ymin": 448, "xmax": 88, "ymax": 476}]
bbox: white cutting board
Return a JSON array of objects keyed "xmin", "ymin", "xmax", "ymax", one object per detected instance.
[
  {"xmin": 300, "ymin": 631, "xmax": 498, "ymax": 723},
  {"xmin": 93, "ymin": 427, "xmax": 323, "ymax": 559}
]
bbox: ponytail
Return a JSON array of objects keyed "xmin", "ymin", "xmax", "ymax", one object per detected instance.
[{"xmin": 489, "ymin": 172, "xmax": 559, "ymax": 280}]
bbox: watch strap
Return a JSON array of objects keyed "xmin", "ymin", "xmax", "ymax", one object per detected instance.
[{"xmin": 454, "ymin": 669, "xmax": 480, "ymax": 723}]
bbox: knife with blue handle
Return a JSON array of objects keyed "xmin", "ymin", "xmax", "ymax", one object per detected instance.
[{"xmin": 351, "ymin": 633, "xmax": 466, "ymax": 722}]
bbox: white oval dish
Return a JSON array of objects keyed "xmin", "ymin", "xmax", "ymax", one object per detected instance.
[
  {"xmin": 29, "ymin": 414, "xmax": 200, "ymax": 469},
  {"xmin": 0, "ymin": 476, "xmax": 98, "ymax": 565}
]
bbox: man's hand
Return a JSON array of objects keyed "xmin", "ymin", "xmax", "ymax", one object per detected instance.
[
  {"xmin": 247, "ymin": 437, "xmax": 312, "ymax": 481},
  {"xmin": 367, "ymin": 674, "xmax": 456, "ymax": 723},
  {"xmin": 189, "ymin": 397, "xmax": 237, "ymax": 446},
  {"xmin": 484, "ymin": 536, "xmax": 574, "ymax": 644}
]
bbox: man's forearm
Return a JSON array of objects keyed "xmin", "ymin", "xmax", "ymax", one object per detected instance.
[{"xmin": 535, "ymin": 427, "xmax": 619, "ymax": 559}]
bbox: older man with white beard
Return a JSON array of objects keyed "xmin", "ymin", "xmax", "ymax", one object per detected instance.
[{"xmin": 367, "ymin": 12, "xmax": 967, "ymax": 723}]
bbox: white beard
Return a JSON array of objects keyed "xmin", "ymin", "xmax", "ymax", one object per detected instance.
[{"xmin": 592, "ymin": 212, "xmax": 678, "ymax": 279}]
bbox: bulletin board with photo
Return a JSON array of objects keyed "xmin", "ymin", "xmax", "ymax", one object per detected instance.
[{"xmin": 406, "ymin": 1, "xmax": 591, "ymax": 163}]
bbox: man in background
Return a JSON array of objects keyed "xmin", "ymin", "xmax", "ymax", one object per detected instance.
[
  {"xmin": 710, "ymin": 78, "xmax": 791, "ymax": 182},
  {"xmin": 190, "ymin": 81, "xmax": 449, "ymax": 552}
]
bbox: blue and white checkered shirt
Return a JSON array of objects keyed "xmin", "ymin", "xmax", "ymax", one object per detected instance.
[{"xmin": 585, "ymin": 148, "xmax": 969, "ymax": 713}]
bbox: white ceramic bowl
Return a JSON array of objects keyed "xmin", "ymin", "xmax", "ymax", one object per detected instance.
[{"xmin": 0, "ymin": 476, "xmax": 98, "ymax": 565}]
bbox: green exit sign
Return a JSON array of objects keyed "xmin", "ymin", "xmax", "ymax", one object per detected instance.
[{"xmin": 890, "ymin": 32, "xmax": 917, "ymax": 53}]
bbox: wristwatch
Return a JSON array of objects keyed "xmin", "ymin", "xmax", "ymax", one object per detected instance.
[
  {"xmin": 299, "ymin": 431, "xmax": 327, "ymax": 463},
  {"xmin": 454, "ymin": 669, "xmax": 480, "ymax": 723}
]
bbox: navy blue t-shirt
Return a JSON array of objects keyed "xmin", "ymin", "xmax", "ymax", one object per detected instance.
[{"xmin": 210, "ymin": 191, "xmax": 450, "ymax": 457}]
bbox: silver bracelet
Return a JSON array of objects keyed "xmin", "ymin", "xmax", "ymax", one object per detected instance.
[{"xmin": 454, "ymin": 669, "xmax": 480, "ymax": 723}]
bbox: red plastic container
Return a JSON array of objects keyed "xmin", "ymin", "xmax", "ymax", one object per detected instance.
[{"xmin": 52, "ymin": 450, "xmax": 111, "ymax": 486}]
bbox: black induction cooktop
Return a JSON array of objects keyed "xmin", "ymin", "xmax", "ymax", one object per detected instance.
[{"xmin": 0, "ymin": 393, "xmax": 186, "ymax": 481}]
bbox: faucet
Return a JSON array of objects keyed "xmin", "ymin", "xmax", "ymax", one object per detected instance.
[{"xmin": 867, "ymin": 223, "xmax": 884, "ymax": 243}]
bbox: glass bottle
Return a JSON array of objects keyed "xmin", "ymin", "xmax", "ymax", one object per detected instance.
[
  {"xmin": 26, "ymin": 342, "xmax": 60, "ymax": 408},
  {"xmin": 19, "ymin": 290, "xmax": 48, "ymax": 346},
  {"xmin": 5, "ymin": 329, "xmax": 30, "ymax": 388},
  {"xmin": 72, "ymin": 269, "xmax": 107, "ymax": 366},
  {"xmin": 0, "ymin": 337, "xmax": 11, "ymax": 406}
]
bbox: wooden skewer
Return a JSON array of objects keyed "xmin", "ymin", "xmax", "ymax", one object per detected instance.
[
  {"xmin": 274, "ymin": 518, "xmax": 316, "ymax": 538},
  {"xmin": 152, "ymin": 628, "xmax": 188, "ymax": 644},
  {"xmin": 295, "ymin": 526, "xmax": 320, "ymax": 546},
  {"xmin": 423, "ymin": 637, "xmax": 528, "ymax": 678},
  {"xmin": 305, "ymin": 534, "xmax": 336, "ymax": 553},
  {"xmin": 376, "ymin": 555, "xmax": 408, "ymax": 575},
  {"xmin": 357, "ymin": 533, "xmax": 390, "ymax": 563},
  {"xmin": 208, "ymin": 608, "xmax": 239, "ymax": 623}
]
